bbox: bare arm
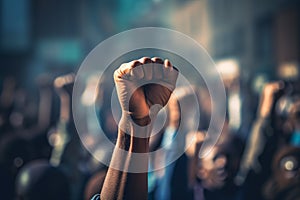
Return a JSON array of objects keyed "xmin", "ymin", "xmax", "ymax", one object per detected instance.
[
  {"xmin": 235, "ymin": 81, "xmax": 284, "ymax": 185},
  {"xmin": 100, "ymin": 57, "xmax": 178, "ymax": 200},
  {"xmin": 101, "ymin": 129, "xmax": 150, "ymax": 199}
]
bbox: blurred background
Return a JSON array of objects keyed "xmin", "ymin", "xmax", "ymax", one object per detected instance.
[{"xmin": 0, "ymin": 0, "xmax": 300, "ymax": 200}]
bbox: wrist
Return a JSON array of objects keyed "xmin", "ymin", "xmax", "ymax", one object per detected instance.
[
  {"xmin": 116, "ymin": 131, "xmax": 150, "ymax": 153},
  {"xmin": 130, "ymin": 137, "xmax": 150, "ymax": 153},
  {"xmin": 131, "ymin": 115, "xmax": 151, "ymax": 126},
  {"xmin": 118, "ymin": 113, "xmax": 154, "ymax": 138}
]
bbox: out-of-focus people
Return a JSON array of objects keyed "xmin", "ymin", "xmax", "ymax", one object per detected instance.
[
  {"xmin": 15, "ymin": 160, "xmax": 71, "ymax": 200},
  {"xmin": 0, "ymin": 76, "xmax": 17, "ymax": 134},
  {"xmin": 0, "ymin": 75, "xmax": 58, "ymax": 199},
  {"xmin": 194, "ymin": 122, "xmax": 244, "ymax": 200},
  {"xmin": 237, "ymin": 61, "xmax": 300, "ymax": 199},
  {"xmin": 152, "ymin": 86, "xmax": 197, "ymax": 200},
  {"xmin": 49, "ymin": 73, "xmax": 92, "ymax": 200},
  {"xmin": 97, "ymin": 76, "xmax": 118, "ymax": 141},
  {"xmin": 237, "ymin": 82, "xmax": 284, "ymax": 180},
  {"xmin": 49, "ymin": 73, "xmax": 76, "ymax": 167},
  {"xmin": 236, "ymin": 81, "xmax": 285, "ymax": 199},
  {"xmin": 263, "ymin": 146, "xmax": 300, "ymax": 200},
  {"xmin": 0, "ymin": 134, "xmax": 32, "ymax": 199},
  {"xmin": 216, "ymin": 59, "xmax": 256, "ymax": 139},
  {"xmin": 216, "ymin": 59, "xmax": 242, "ymax": 132}
]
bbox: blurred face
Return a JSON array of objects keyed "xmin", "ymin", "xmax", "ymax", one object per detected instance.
[{"xmin": 197, "ymin": 142, "xmax": 241, "ymax": 190}]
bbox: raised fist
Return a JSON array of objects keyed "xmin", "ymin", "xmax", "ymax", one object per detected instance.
[
  {"xmin": 259, "ymin": 81, "xmax": 284, "ymax": 118},
  {"xmin": 114, "ymin": 57, "xmax": 178, "ymax": 127}
]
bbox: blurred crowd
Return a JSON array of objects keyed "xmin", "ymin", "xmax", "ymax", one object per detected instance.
[
  {"xmin": 0, "ymin": 0, "xmax": 300, "ymax": 199},
  {"xmin": 0, "ymin": 58, "xmax": 299, "ymax": 200}
]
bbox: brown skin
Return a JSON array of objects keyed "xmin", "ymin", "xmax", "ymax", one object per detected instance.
[
  {"xmin": 258, "ymin": 81, "xmax": 284, "ymax": 118},
  {"xmin": 100, "ymin": 57, "xmax": 177, "ymax": 200}
]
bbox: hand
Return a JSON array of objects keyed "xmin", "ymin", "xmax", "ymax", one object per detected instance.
[
  {"xmin": 114, "ymin": 57, "xmax": 178, "ymax": 127},
  {"xmin": 259, "ymin": 81, "xmax": 284, "ymax": 118}
]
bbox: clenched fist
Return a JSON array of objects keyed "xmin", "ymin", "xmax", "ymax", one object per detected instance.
[
  {"xmin": 114, "ymin": 57, "xmax": 178, "ymax": 129},
  {"xmin": 259, "ymin": 81, "xmax": 284, "ymax": 118}
]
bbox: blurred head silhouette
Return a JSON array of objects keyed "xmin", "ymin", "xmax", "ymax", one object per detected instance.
[{"xmin": 15, "ymin": 160, "xmax": 70, "ymax": 200}]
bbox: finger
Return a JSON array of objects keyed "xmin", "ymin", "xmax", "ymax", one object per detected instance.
[
  {"xmin": 164, "ymin": 60, "xmax": 179, "ymax": 79},
  {"xmin": 130, "ymin": 60, "xmax": 144, "ymax": 79},
  {"xmin": 163, "ymin": 59, "xmax": 172, "ymax": 78},
  {"xmin": 152, "ymin": 57, "xmax": 164, "ymax": 64},
  {"xmin": 163, "ymin": 60, "xmax": 179, "ymax": 89},
  {"xmin": 139, "ymin": 57, "xmax": 152, "ymax": 64},
  {"xmin": 139, "ymin": 57, "xmax": 153, "ymax": 80},
  {"xmin": 114, "ymin": 63, "xmax": 131, "ymax": 80},
  {"xmin": 152, "ymin": 57, "xmax": 164, "ymax": 79},
  {"xmin": 164, "ymin": 59, "xmax": 172, "ymax": 68}
]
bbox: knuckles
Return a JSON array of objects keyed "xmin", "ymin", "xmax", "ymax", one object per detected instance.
[{"xmin": 114, "ymin": 57, "xmax": 178, "ymax": 83}]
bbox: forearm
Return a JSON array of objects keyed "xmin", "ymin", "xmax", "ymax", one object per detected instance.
[
  {"xmin": 125, "ymin": 136, "xmax": 149, "ymax": 200},
  {"xmin": 101, "ymin": 123, "xmax": 150, "ymax": 200},
  {"xmin": 100, "ymin": 131, "xmax": 129, "ymax": 200},
  {"xmin": 236, "ymin": 116, "xmax": 269, "ymax": 184},
  {"xmin": 102, "ymin": 57, "xmax": 178, "ymax": 199}
]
